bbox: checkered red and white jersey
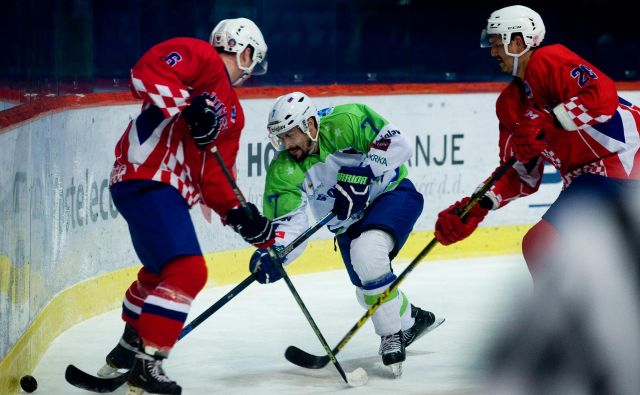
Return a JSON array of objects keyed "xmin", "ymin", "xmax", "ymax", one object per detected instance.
[
  {"xmin": 110, "ymin": 37, "xmax": 244, "ymax": 216},
  {"xmin": 486, "ymin": 44, "xmax": 640, "ymax": 208}
]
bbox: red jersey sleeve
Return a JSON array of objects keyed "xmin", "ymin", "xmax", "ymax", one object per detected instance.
[
  {"xmin": 129, "ymin": 37, "xmax": 229, "ymax": 117},
  {"xmin": 485, "ymin": 81, "xmax": 544, "ymax": 208},
  {"xmin": 525, "ymin": 45, "xmax": 618, "ymax": 131}
]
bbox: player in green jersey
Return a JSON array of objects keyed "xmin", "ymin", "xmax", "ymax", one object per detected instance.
[{"xmin": 249, "ymin": 92, "xmax": 444, "ymax": 375}]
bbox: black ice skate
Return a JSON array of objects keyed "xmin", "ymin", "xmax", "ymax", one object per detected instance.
[
  {"xmin": 403, "ymin": 305, "xmax": 445, "ymax": 348},
  {"xmin": 97, "ymin": 324, "xmax": 141, "ymax": 378},
  {"xmin": 379, "ymin": 331, "xmax": 405, "ymax": 377},
  {"xmin": 126, "ymin": 348, "xmax": 182, "ymax": 395}
]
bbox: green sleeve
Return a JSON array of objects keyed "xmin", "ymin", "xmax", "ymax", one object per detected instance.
[
  {"xmin": 262, "ymin": 154, "xmax": 306, "ymax": 220},
  {"xmin": 322, "ymin": 104, "xmax": 389, "ymax": 154}
]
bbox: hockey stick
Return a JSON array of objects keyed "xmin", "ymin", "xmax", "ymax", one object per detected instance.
[
  {"xmin": 179, "ymin": 209, "xmax": 335, "ymax": 339},
  {"xmin": 64, "ymin": 151, "xmax": 336, "ymax": 393},
  {"xmin": 65, "ymin": 210, "xmax": 335, "ymax": 393},
  {"xmin": 285, "ymin": 156, "xmax": 518, "ymax": 369},
  {"xmin": 211, "ymin": 147, "xmax": 367, "ymax": 387}
]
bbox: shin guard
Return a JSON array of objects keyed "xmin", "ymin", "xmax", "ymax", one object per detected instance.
[{"xmin": 137, "ymin": 255, "xmax": 208, "ymax": 352}]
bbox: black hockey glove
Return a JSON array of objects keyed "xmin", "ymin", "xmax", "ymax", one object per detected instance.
[
  {"xmin": 225, "ymin": 203, "xmax": 275, "ymax": 249},
  {"xmin": 332, "ymin": 165, "xmax": 374, "ymax": 220},
  {"xmin": 181, "ymin": 94, "xmax": 225, "ymax": 150}
]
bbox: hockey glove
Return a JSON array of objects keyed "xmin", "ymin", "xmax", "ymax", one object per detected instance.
[
  {"xmin": 181, "ymin": 94, "xmax": 225, "ymax": 150},
  {"xmin": 434, "ymin": 197, "xmax": 489, "ymax": 245},
  {"xmin": 332, "ymin": 165, "xmax": 374, "ymax": 221},
  {"xmin": 249, "ymin": 247, "xmax": 283, "ymax": 284},
  {"xmin": 512, "ymin": 108, "xmax": 551, "ymax": 163},
  {"xmin": 225, "ymin": 203, "xmax": 275, "ymax": 249}
]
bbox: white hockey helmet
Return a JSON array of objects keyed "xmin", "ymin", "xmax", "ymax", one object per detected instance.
[
  {"xmin": 209, "ymin": 18, "xmax": 268, "ymax": 86},
  {"xmin": 480, "ymin": 5, "xmax": 545, "ymax": 57},
  {"xmin": 267, "ymin": 92, "xmax": 318, "ymax": 151}
]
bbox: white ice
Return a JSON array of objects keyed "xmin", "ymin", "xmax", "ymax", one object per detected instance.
[{"xmin": 32, "ymin": 255, "xmax": 532, "ymax": 395}]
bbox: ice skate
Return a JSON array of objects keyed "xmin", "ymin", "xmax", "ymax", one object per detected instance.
[
  {"xmin": 126, "ymin": 347, "xmax": 181, "ymax": 395},
  {"xmin": 403, "ymin": 305, "xmax": 445, "ymax": 348},
  {"xmin": 97, "ymin": 324, "xmax": 141, "ymax": 378},
  {"xmin": 379, "ymin": 331, "xmax": 405, "ymax": 377}
]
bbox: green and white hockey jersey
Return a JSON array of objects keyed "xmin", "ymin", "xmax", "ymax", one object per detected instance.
[{"xmin": 263, "ymin": 103, "xmax": 411, "ymax": 262}]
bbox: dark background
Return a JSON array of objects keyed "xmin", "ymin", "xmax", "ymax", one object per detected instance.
[{"xmin": 1, "ymin": 0, "xmax": 637, "ymax": 97}]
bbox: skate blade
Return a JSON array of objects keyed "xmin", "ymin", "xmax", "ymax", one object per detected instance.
[
  {"xmin": 429, "ymin": 317, "xmax": 445, "ymax": 332},
  {"xmin": 125, "ymin": 384, "xmax": 144, "ymax": 395},
  {"xmin": 97, "ymin": 363, "xmax": 126, "ymax": 378},
  {"xmin": 388, "ymin": 362, "xmax": 403, "ymax": 378}
]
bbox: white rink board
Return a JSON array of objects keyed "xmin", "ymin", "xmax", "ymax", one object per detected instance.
[{"xmin": 2, "ymin": 90, "xmax": 639, "ymax": 360}]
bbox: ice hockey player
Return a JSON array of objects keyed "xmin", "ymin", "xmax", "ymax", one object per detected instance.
[
  {"xmin": 434, "ymin": 5, "xmax": 640, "ymax": 280},
  {"xmin": 99, "ymin": 18, "xmax": 274, "ymax": 395},
  {"xmin": 248, "ymin": 91, "xmax": 444, "ymax": 376}
]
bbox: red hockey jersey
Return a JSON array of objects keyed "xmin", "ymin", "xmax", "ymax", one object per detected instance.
[
  {"xmin": 110, "ymin": 37, "xmax": 243, "ymax": 216},
  {"xmin": 488, "ymin": 44, "xmax": 640, "ymax": 207}
]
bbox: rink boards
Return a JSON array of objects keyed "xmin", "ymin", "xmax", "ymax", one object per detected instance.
[{"xmin": 2, "ymin": 86, "xmax": 639, "ymax": 393}]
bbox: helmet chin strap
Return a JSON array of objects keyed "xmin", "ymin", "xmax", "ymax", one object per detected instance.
[
  {"xmin": 232, "ymin": 51, "xmax": 256, "ymax": 86},
  {"xmin": 511, "ymin": 55, "xmax": 520, "ymax": 77},
  {"xmin": 505, "ymin": 44, "xmax": 531, "ymax": 78},
  {"xmin": 232, "ymin": 72, "xmax": 250, "ymax": 87}
]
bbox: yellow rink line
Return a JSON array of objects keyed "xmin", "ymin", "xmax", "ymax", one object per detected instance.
[{"xmin": 0, "ymin": 224, "xmax": 530, "ymax": 394}]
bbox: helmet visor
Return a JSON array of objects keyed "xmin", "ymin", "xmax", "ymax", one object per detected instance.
[
  {"xmin": 268, "ymin": 131, "xmax": 286, "ymax": 151},
  {"xmin": 251, "ymin": 57, "xmax": 268, "ymax": 76},
  {"xmin": 480, "ymin": 29, "xmax": 491, "ymax": 48}
]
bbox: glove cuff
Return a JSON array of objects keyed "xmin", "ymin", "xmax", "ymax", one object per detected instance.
[
  {"xmin": 552, "ymin": 102, "xmax": 579, "ymax": 131},
  {"xmin": 255, "ymin": 239, "xmax": 275, "ymax": 249}
]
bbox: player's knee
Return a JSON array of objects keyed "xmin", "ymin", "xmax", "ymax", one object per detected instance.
[
  {"xmin": 350, "ymin": 229, "xmax": 395, "ymax": 283},
  {"xmin": 160, "ymin": 255, "xmax": 208, "ymax": 298},
  {"xmin": 522, "ymin": 220, "xmax": 558, "ymax": 277}
]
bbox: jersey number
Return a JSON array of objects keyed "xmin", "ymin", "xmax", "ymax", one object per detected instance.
[
  {"xmin": 570, "ymin": 64, "xmax": 598, "ymax": 87},
  {"xmin": 163, "ymin": 52, "xmax": 182, "ymax": 67},
  {"xmin": 360, "ymin": 117, "xmax": 380, "ymax": 134}
]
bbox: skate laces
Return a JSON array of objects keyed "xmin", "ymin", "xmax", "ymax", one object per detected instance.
[
  {"xmin": 148, "ymin": 359, "xmax": 173, "ymax": 383},
  {"xmin": 379, "ymin": 332, "xmax": 402, "ymax": 355},
  {"xmin": 139, "ymin": 353, "xmax": 173, "ymax": 383}
]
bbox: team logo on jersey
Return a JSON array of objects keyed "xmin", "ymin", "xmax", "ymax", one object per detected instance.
[
  {"xmin": 317, "ymin": 107, "xmax": 334, "ymax": 117},
  {"xmin": 201, "ymin": 92, "xmax": 228, "ymax": 131},
  {"xmin": 379, "ymin": 129, "xmax": 400, "ymax": 139},
  {"xmin": 371, "ymin": 138, "xmax": 391, "ymax": 151},
  {"xmin": 275, "ymin": 230, "xmax": 285, "ymax": 238},
  {"xmin": 367, "ymin": 153, "xmax": 388, "ymax": 165},
  {"xmin": 163, "ymin": 52, "xmax": 182, "ymax": 67},
  {"xmin": 523, "ymin": 81, "xmax": 533, "ymax": 99}
]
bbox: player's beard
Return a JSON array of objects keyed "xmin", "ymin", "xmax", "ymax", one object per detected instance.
[{"xmin": 289, "ymin": 140, "xmax": 317, "ymax": 162}]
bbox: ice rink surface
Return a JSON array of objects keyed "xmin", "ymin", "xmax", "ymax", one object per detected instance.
[{"xmin": 33, "ymin": 255, "xmax": 533, "ymax": 395}]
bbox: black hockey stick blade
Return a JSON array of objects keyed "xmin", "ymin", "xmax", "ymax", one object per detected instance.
[
  {"xmin": 65, "ymin": 364, "xmax": 129, "ymax": 393},
  {"xmin": 285, "ymin": 316, "xmax": 447, "ymax": 370},
  {"xmin": 285, "ymin": 345, "xmax": 331, "ymax": 369}
]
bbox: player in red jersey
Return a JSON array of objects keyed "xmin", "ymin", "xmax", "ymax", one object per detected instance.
[
  {"xmin": 434, "ymin": 5, "xmax": 640, "ymax": 279},
  {"xmin": 100, "ymin": 18, "xmax": 274, "ymax": 395}
]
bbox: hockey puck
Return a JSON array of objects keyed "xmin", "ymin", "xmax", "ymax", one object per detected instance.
[{"xmin": 20, "ymin": 375, "xmax": 37, "ymax": 393}]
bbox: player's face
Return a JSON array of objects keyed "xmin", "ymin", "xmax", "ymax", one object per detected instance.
[
  {"xmin": 279, "ymin": 127, "xmax": 314, "ymax": 161},
  {"xmin": 488, "ymin": 35, "xmax": 514, "ymax": 75},
  {"xmin": 229, "ymin": 48, "xmax": 254, "ymax": 86}
]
